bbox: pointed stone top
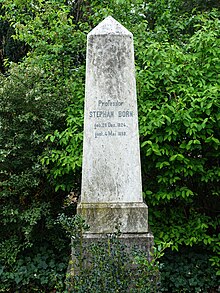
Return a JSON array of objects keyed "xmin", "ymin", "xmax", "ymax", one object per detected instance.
[{"xmin": 88, "ymin": 16, "xmax": 132, "ymax": 36}]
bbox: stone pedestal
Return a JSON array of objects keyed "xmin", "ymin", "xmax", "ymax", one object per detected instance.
[
  {"xmin": 78, "ymin": 202, "xmax": 149, "ymax": 234},
  {"xmin": 77, "ymin": 202, "xmax": 153, "ymax": 260}
]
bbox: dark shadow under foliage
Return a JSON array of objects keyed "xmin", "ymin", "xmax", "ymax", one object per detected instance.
[
  {"xmin": 0, "ymin": 243, "xmax": 70, "ymax": 293},
  {"xmin": 160, "ymin": 247, "xmax": 220, "ymax": 293}
]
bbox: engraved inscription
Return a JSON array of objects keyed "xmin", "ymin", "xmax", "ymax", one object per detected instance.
[
  {"xmin": 89, "ymin": 111, "xmax": 114, "ymax": 118},
  {"xmin": 89, "ymin": 98, "xmax": 134, "ymax": 138},
  {"xmin": 89, "ymin": 110, "xmax": 133, "ymax": 118},
  {"xmin": 118, "ymin": 111, "xmax": 133, "ymax": 117},
  {"xmin": 98, "ymin": 100, "xmax": 124, "ymax": 107},
  {"xmin": 94, "ymin": 122, "xmax": 126, "ymax": 129}
]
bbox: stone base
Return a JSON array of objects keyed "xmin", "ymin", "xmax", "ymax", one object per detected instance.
[
  {"xmin": 67, "ymin": 201, "xmax": 154, "ymax": 277},
  {"xmin": 81, "ymin": 232, "xmax": 154, "ymax": 256},
  {"xmin": 67, "ymin": 231, "xmax": 154, "ymax": 279},
  {"xmin": 77, "ymin": 202, "xmax": 149, "ymax": 234},
  {"xmin": 67, "ymin": 203, "xmax": 154, "ymax": 285}
]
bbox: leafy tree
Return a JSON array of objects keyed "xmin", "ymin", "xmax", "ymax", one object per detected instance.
[
  {"xmin": 0, "ymin": 0, "xmax": 90, "ymax": 290},
  {"xmin": 140, "ymin": 4, "xmax": 216, "ymax": 278},
  {"xmin": 135, "ymin": 5, "xmax": 220, "ymax": 274},
  {"xmin": 0, "ymin": 62, "xmax": 71, "ymax": 289},
  {"xmin": 41, "ymin": 0, "xmax": 220, "ymax": 263},
  {"xmin": 0, "ymin": 4, "xmax": 29, "ymax": 73}
]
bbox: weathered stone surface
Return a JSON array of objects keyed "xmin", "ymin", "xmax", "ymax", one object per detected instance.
[
  {"xmin": 82, "ymin": 233, "xmax": 154, "ymax": 257},
  {"xmin": 78, "ymin": 16, "xmax": 151, "ymax": 241},
  {"xmin": 78, "ymin": 202, "xmax": 148, "ymax": 234},
  {"xmin": 81, "ymin": 16, "xmax": 142, "ymax": 204}
]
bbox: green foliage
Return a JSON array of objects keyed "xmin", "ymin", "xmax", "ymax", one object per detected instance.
[
  {"xmin": 41, "ymin": 69, "xmax": 84, "ymax": 192},
  {"xmin": 0, "ymin": 4, "xmax": 28, "ymax": 73},
  {"xmin": 0, "ymin": 57, "xmax": 70, "ymax": 290},
  {"xmin": 160, "ymin": 247, "xmax": 220, "ymax": 292},
  {"xmin": 60, "ymin": 214, "xmax": 161, "ymax": 293},
  {"xmin": 0, "ymin": 244, "xmax": 69, "ymax": 292},
  {"xmin": 68, "ymin": 238, "xmax": 159, "ymax": 293},
  {"xmin": 59, "ymin": 215, "xmax": 219, "ymax": 293},
  {"xmin": 135, "ymin": 6, "xmax": 220, "ymax": 274},
  {"xmin": 39, "ymin": 0, "xmax": 220, "ymax": 276}
]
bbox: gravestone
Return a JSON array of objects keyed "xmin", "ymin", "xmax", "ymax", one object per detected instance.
[{"xmin": 78, "ymin": 16, "xmax": 153, "ymax": 249}]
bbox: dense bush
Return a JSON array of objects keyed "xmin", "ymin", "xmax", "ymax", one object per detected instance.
[
  {"xmin": 0, "ymin": 244, "xmax": 69, "ymax": 292},
  {"xmin": 137, "ymin": 8, "xmax": 220, "ymax": 262},
  {"xmin": 160, "ymin": 247, "xmax": 220, "ymax": 292},
  {"xmin": 0, "ymin": 62, "xmax": 71, "ymax": 291}
]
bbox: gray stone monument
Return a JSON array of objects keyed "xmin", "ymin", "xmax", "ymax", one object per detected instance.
[{"xmin": 78, "ymin": 16, "xmax": 153, "ymax": 250}]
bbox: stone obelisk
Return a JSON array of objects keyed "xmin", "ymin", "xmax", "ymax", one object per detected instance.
[{"xmin": 78, "ymin": 16, "xmax": 153, "ymax": 248}]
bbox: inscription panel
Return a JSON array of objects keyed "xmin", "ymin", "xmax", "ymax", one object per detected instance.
[{"xmin": 89, "ymin": 99, "xmax": 134, "ymax": 138}]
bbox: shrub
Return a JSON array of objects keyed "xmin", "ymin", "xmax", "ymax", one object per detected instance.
[
  {"xmin": 160, "ymin": 247, "xmax": 220, "ymax": 292},
  {"xmin": 0, "ymin": 244, "xmax": 69, "ymax": 293}
]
